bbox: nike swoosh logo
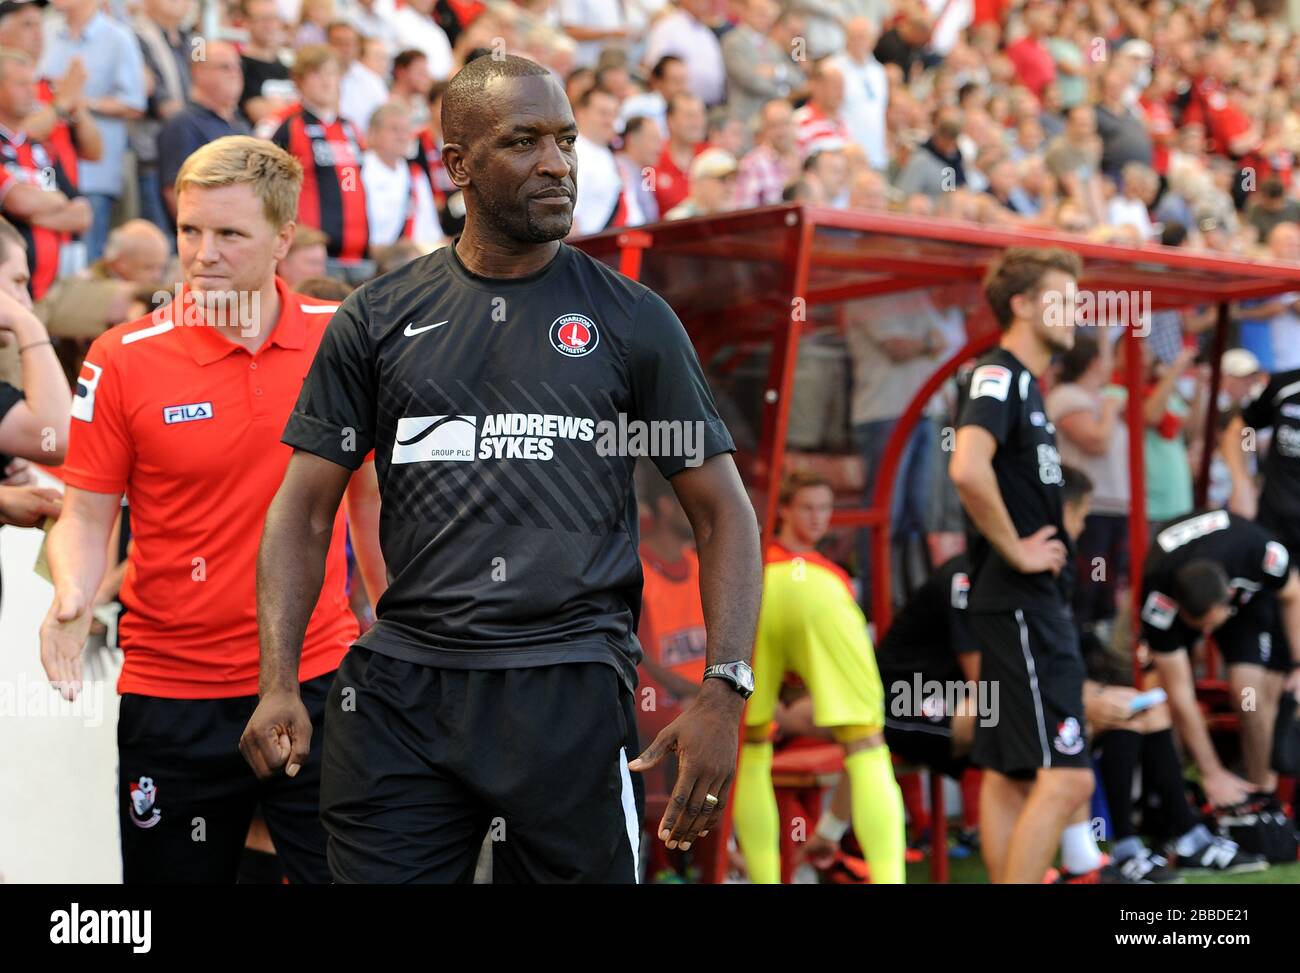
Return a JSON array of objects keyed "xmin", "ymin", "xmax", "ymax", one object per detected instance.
[{"xmin": 404, "ymin": 320, "xmax": 448, "ymax": 336}]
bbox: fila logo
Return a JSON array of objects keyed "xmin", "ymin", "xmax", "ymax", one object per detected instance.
[
  {"xmin": 404, "ymin": 320, "xmax": 448, "ymax": 337},
  {"xmin": 163, "ymin": 401, "xmax": 214, "ymax": 424}
]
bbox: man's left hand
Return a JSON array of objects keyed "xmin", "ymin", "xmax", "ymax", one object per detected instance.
[{"xmin": 628, "ymin": 679, "xmax": 744, "ymax": 850}]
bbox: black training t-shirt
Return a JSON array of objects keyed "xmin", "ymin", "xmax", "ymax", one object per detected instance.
[
  {"xmin": 956, "ymin": 348, "xmax": 1068, "ymax": 614},
  {"xmin": 1240, "ymin": 369, "xmax": 1300, "ymax": 542},
  {"xmin": 283, "ymin": 243, "xmax": 735, "ymax": 690},
  {"xmin": 875, "ymin": 554, "xmax": 979, "ymax": 686},
  {"xmin": 1139, "ymin": 509, "xmax": 1290, "ymax": 654}
]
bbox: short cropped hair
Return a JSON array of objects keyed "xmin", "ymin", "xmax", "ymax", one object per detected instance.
[
  {"xmin": 1173, "ymin": 560, "xmax": 1231, "ymax": 618},
  {"xmin": 983, "ymin": 247, "xmax": 1083, "ymax": 330},
  {"xmin": 175, "ymin": 136, "xmax": 304, "ymax": 229},
  {"xmin": 442, "ymin": 53, "xmax": 553, "ymax": 148},
  {"xmin": 778, "ymin": 470, "xmax": 833, "ymax": 507},
  {"xmin": 1059, "ymin": 464, "xmax": 1093, "ymax": 508}
]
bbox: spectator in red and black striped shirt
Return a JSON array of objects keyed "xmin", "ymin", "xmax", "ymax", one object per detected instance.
[
  {"xmin": 0, "ymin": 49, "xmax": 90, "ymax": 300},
  {"xmin": 0, "ymin": 0, "xmax": 102, "ymax": 193},
  {"xmin": 268, "ymin": 45, "xmax": 368, "ymax": 273}
]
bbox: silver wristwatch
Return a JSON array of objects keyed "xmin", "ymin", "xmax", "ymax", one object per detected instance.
[{"xmin": 702, "ymin": 660, "xmax": 755, "ymax": 699}]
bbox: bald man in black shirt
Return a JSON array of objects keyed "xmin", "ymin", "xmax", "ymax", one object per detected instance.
[{"xmin": 241, "ymin": 55, "xmax": 763, "ymax": 883}]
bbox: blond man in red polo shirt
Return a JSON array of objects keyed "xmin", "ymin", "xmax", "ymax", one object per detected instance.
[{"xmin": 40, "ymin": 136, "xmax": 364, "ymax": 884}]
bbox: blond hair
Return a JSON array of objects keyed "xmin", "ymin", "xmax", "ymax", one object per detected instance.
[{"xmin": 175, "ymin": 136, "xmax": 303, "ymax": 229}]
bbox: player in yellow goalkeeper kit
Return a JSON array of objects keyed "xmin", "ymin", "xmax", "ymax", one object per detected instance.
[{"xmin": 733, "ymin": 471, "xmax": 906, "ymax": 883}]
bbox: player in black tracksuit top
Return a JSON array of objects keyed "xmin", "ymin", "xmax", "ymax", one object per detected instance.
[
  {"xmin": 1138, "ymin": 509, "xmax": 1300, "ymax": 802},
  {"xmin": 240, "ymin": 55, "xmax": 764, "ymax": 884},
  {"xmin": 949, "ymin": 247, "xmax": 1094, "ymax": 885},
  {"xmin": 877, "ymin": 554, "xmax": 981, "ymax": 779}
]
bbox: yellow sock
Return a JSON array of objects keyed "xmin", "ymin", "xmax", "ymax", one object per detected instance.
[
  {"xmin": 733, "ymin": 740, "xmax": 781, "ymax": 884},
  {"xmin": 844, "ymin": 745, "xmax": 907, "ymax": 884}
]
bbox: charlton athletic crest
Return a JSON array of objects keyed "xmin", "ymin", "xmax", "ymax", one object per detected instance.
[
  {"xmin": 550, "ymin": 313, "xmax": 599, "ymax": 357},
  {"xmin": 129, "ymin": 776, "xmax": 162, "ymax": 829}
]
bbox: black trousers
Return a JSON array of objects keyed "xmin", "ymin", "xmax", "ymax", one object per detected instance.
[
  {"xmin": 117, "ymin": 671, "xmax": 334, "ymax": 884},
  {"xmin": 321, "ymin": 648, "xmax": 643, "ymax": 883}
]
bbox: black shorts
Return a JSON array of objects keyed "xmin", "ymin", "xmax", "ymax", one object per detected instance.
[
  {"xmin": 117, "ymin": 670, "xmax": 334, "ymax": 884},
  {"xmin": 969, "ymin": 609, "xmax": 1090, "ymax": 775},
  {"xmin": 321, "ymin": 648, "xmax": 644, "ymax": 883},
  {"xmin": 884, "ymin": 712, "xmax": 969, "ymax": 779},
  {"xmin": 1214, "ymin": 593, "xmax": 1293, "ymax": 673}
]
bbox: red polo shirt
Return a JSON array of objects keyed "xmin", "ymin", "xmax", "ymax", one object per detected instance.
[{"xmin": 61, "ymin": 277, "xmax": 357, "ymax": 698}]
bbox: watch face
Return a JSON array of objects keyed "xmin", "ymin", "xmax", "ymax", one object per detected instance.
[{"xmin": 733, "ymin": 663, "xmax": 755, "ymax": 693}]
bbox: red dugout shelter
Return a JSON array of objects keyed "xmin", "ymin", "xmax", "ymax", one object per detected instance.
[{"xmin": 573, "ymin": 203, "xmax": 1300, "ymax": 881}]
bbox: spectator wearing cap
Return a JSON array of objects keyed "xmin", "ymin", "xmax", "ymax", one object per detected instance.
[
  {"xmin": 644, "ymin": 0, "xmax": 726, "ymax": 107},
  {"xmin": 132, "ymin": 0, "xmax": 193, "ymax": 238},
  {"xmin": 833, "ymin": 16, "xmax": 889, "ymax": 171},
  {"xmin": 793, "ymin": 58, "xmax": 851, "ymax": 160},
  {"xmin": 721, "ymin": 0, "xmax": 796, "ymax": 134},
  {"xmin": 157, "ymin": 40, "xmax": 251, "ymax": 221},
  {"xmin": 389, "ymin": 49, "xmax": 431, "ymax": 129},
  {"xmin": 386, "ymin": 0, "xmax": 453, "ymax": 81},
  {"xmin": 573, "ymin": 86, "xmax": 642, "ymax": 234},
  {"xmin": 1095, "ymin": 66, "xmax": 1153, "ymax": 182},
  {"xmin": 1004, "ymin": 0, "xmax": 1055, "ymax": 98},
  {"xmin": 361, "ymin": 102, "xmax": 442, "ymax": 249},
  {"xmin": 617, "ymin": 55, "xmax": 688, "ymax": 139},
  {"xmin": 39, "ymin": 0, "xmax": 148, "ymax": 262},
  {"xmin": 276, "ymin": 225, "xmax": 328, "ymax": 288},
  {"xmin": 329, "ymin": 20, "xmax": 387, "ymax": 131},
  {"xmin": 735, "ymin": 98, "xmax": 799, "ymax": 209},
  {"xmin": 652, "ymin": 92, "xmax": 706, "ymax": 217},
  {"xmin": 665, "ymin": 148, "xmax": 737, "ymax": 220},
  {"xmin": 616, "ymin": 115, "xmax": 662, "ymax": 225},
  {"xmin": 894, "ymin": 104, "xmax": 965, "ymax": 198}
]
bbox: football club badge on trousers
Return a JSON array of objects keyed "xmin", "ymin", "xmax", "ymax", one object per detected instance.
[
  {"xmin": 550, "ymin": 313, "xmax": 599, "ymax": 357},
  {"xmin": 1054, "ymin": 717, "xmax": 1084, "ymax": 756},
  {"xmin": 129, "ymin": 776, "xmax": 162, "ymax": 829}
]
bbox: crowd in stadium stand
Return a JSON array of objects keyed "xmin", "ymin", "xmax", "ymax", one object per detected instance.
[{"xmin": 3, "ymin": 0, "xmax": 1300, "ymax": 883}]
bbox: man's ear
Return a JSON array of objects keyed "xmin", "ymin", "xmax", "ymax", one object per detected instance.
[
  {"xmin": 442, "ymin": 142, "xmax": 471, "ymax": 189},
  {"xmin": 273, "ymin": 220, "xmax": 296, "ymax": 262}
]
